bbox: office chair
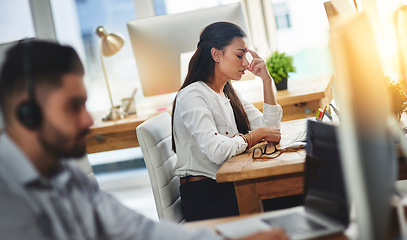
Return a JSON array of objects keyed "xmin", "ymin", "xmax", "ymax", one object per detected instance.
[
  {"xmin": 136, "ymin": 112, "xmax": 183, "ymax": 223},
  {"xmin": 71, "ymin": 155, "xmax": 98, "ymax": 184}
]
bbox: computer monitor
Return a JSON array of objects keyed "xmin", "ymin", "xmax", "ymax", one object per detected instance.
[
  {"xmin": 304, "ymin": 120, "xmax": 349, "ymax": 227},
  {"xmin": 127, "ymin": 3, "xmax": 249, "ymax": 97},
  {"xmin": 330, "ymin": 12, "xmax": 397, "ymax": 240}
]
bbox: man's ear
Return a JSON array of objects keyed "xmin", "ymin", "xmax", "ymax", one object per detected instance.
[{"xmin": 211, "ymin": 47, "xmax": 220, "ymax": 63}]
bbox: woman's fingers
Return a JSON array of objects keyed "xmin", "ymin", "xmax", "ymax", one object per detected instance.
[
  {"xmin": 248, "ymin": 58, "xmax": 264, "ymax": 74},
  {"xmin": 247, "ymin": 58, "xmax": 264, "ymax": 71},
  {"xmin": 264, "ymin": 127, "xmax": 281, "ymax": 144},
  {"xmin": 247, "ymin": 48, "xmax": 260, "ymax": 59},
  {"xmin": 246, "ymin": 49, "xmax": 270, "ymax": 79},
  {"xmin": 266, "ymin": 135, "xmax": 281, "ymax": 144}
]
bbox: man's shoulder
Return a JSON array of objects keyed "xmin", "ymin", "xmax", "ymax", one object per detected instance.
[
  {"xmin": 50, "ymin": 161, "xmax": 98, "ymax": 202},
  {"xmin": 63, "ymin": 160, "xmax": 98, "ymax": 188},
  {"xmin": 0, "ymin": 194, "xmax": 47, "ymax": 240},
  {"xmin": 0, "ymin": 181, "xmax": 39, "ymax": 232}
]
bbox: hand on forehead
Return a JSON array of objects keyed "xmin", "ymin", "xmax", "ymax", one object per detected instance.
[{"xmin": 246, "ymin": 49, "xmax": 261, "ymax": 59}]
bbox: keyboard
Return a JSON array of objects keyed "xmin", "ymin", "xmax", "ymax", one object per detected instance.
[
  {"xmin": 262, "ymin": 212, "xmax": 325, "ymax": 235},
  {"xmin": 294, "ymin": 130, "xmax": 307, "ymax": 143}
]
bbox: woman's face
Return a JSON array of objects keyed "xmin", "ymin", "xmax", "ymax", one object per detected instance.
[{"xmin": 215, "ymin": 37, "xmax": 250, "ymax": 81}]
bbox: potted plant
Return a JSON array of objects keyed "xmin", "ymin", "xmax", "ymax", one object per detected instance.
[
  {"xmin": 386, "ymin": 75, "xmax": 407, "ymax": 120},
  {"xmin": 265, "ymin": 51, "xmax": 296, "ymax": 91}
]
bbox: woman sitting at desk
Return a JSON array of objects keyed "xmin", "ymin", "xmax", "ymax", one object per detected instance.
[{"xmin": 172, "ymin": 22, "xmax": 282, "ymax": 222}]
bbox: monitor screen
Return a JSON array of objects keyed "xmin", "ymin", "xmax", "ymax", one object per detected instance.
[
  {"xmin": 304, "ymin": 120, "xmax": 349, "ymax": 226},
  {"xmin": 127, "ymin": 3, "xmax": 249, "ymax": 97}
]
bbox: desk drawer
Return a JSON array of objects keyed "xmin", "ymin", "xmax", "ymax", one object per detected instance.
[
  {"xmin": 281, "ymin": 100, "xmax": 320, "ymax": 122},
  {"xmin": 86, "ymin": 127, "xmax": 138, "ymax": 154},
  {"xmin": 256, "ymin": 173, "xmax": 304, "ymax": 199}
]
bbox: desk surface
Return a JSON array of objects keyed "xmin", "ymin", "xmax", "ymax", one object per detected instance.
[
  {"xmin": 86, "ymin": 76, "xmax": 333, "ymax": 154},
  {"xmin": 216, "ymin": 118, "xmax": 308, "ymax": 183},
  {"xmin": 216, "ymin": 118, "xmax": 309, "ymax": 214}
]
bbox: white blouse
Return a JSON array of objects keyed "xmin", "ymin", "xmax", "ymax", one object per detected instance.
[{"xmin": 173, "ymin": 81, "xmax": 283, "ymax": 180}]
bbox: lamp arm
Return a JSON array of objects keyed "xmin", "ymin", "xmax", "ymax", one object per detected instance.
[{"xmin": 100, "ymin": 53, "xmax": 115, "ymax": 110}]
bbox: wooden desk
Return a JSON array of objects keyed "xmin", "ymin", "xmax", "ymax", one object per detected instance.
[
  {"xmin": 86, "ymin": 111, "xmax": 162, "ymax": 154},
  {"xmin": 86, "ymin": 76, "xmax": 333, "ymax": 154},
  {"xmin": 216, "ymin": 119, "xmax": 308, "ymax": 215},
  {"xmin": 217, "ymin": 118, "xmax": 407, "ymax": 216}
]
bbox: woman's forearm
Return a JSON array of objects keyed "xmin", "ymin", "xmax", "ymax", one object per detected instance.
[{"xmin": 262, "ymin": 75, "xmax": 277, "ymax": 105}]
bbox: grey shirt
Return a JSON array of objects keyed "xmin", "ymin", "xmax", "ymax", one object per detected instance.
[{"xmin": 0, "ymin": 133, "xmax": 223, "ymax": 240}]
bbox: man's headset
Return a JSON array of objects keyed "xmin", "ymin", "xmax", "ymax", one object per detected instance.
[{"xmin": 16, "ymin": 40, "xmax": 42, "ymax": 129}]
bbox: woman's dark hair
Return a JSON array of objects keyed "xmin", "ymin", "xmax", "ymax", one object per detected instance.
[{"xmin": 172, "ymin": 21, "xmax": 251, "ymax": 152}]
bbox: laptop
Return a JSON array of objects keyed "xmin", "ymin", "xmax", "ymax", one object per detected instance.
[{"xmin": 215, "ymin": 120, "xmax": 350, "ymax": 240}]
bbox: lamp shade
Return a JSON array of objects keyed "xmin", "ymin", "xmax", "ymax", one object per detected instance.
[{"xmin": 95, "ymin": 26, "xmax": 124, "ymax": 57}]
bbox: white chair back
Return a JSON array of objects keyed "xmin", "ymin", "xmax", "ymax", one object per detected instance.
[
  {"xmin": 136, "ymin": 112, "xmax": 183, "ymax": 223},
  {"xmin": 71, "ymin": 155, "xmax": 98, "ymax": 184}
]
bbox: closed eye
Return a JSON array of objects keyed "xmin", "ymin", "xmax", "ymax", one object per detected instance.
[{"xmin": 237, "ymin": 55, "xmax": 243, "ymax": 59}]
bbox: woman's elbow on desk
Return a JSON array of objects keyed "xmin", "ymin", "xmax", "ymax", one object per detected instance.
[{"xmin": 205, "ymin": 140, "xmax": 246, "ymax": 165}]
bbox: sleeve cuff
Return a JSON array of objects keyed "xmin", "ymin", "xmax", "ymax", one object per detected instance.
[
  {"xmin": 232, "ymin": 135, "xmax": 248, "ymax": 153},
  {"xmin": 263, "ymin": 103, "xmax": 283, "ymax": 119}
]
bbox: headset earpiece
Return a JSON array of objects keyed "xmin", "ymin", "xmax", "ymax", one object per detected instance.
[
  {"xmin": 16, "ymin": 100, "xmax": 42, "ymax": 129},
  {"xmin": 16, "ymin": 40, "xmax": 42, "ymax": 130}
]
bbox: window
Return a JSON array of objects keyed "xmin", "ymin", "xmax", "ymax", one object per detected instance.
[
  {"xmin": 270, "ymin": 0, "xmax": 333, "ymax": 80},
  {"xmin": 273, "ymin": 2, "xmax": 291, "ymax": 29},
  {"xmin": 0, "ymin": 0, "xmax": 36, "ymax": 131},
  {"xmin": 75, "ymin": 0, "xmax": 139, "ymax": 112}
]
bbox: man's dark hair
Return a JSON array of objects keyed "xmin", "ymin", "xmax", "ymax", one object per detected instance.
[{"xmin": 0, "ymin": 39, "xmax": 84, "ymax": 123}]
